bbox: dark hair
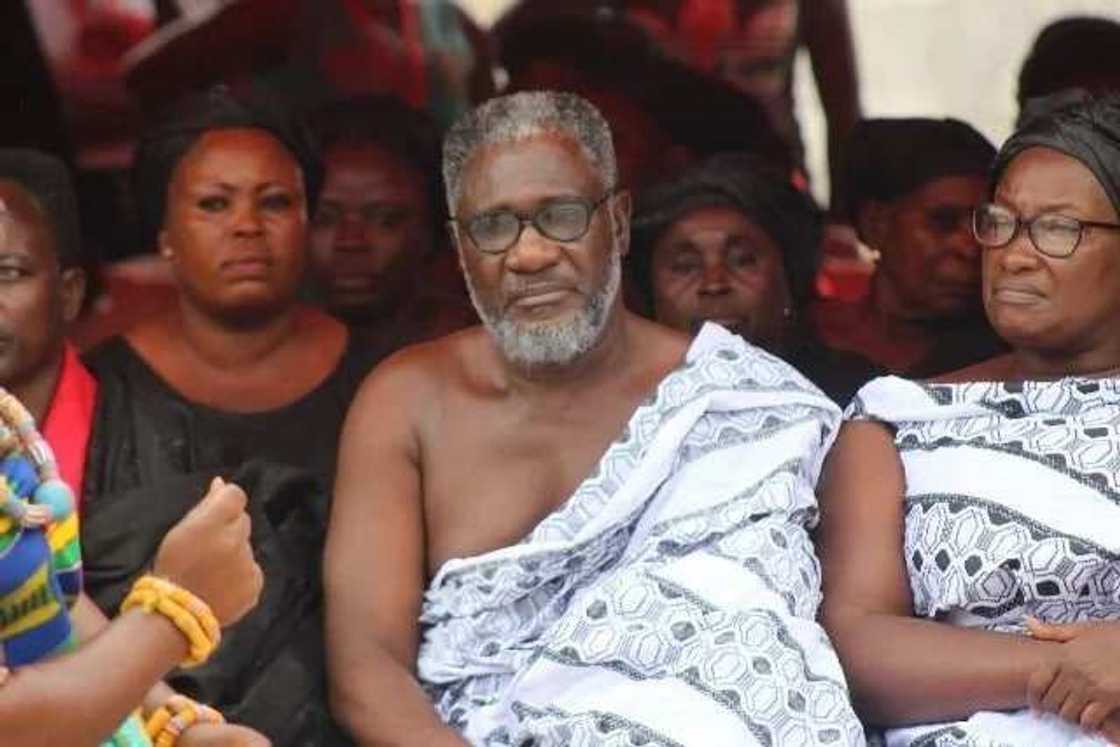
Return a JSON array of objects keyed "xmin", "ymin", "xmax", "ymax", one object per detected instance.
[
  {"xmin": 132, "ymin": 85, "xmax": 323, "ymax": 248},
  {"xmin": 629, "ymin": 153, "xmax": 822, "ymax": 315},
  {"xmin": 1018, "ymin": 16, "xmax": 1120, "ymax": 118},
  {"xmin": 306, "ymin": 94, "xmax": 446, "ymax": 222},
  {"xmin": 838, "ymin": 117, "xmax": 996, "ymax": 228},
  {"xmin": 0, "ymin": 148, "xmax": 87, "ymax": 270}
]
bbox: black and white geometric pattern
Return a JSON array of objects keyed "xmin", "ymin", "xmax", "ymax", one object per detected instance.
[
  {"xmin": 418, "ymin": 325, "xmax": 863, "ymax": 746},
  {"xmin": 849, "ymin": 376, "xmax": 1120, "ymax": 746}
]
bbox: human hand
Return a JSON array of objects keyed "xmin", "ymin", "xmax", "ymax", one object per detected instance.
[
  {"xmin": 153, "ymin": 477, "xmax": 263, "ymax": 626},
  {"xmin": 178, "ymin": 722, "xmax": 272, "ymax": 747},
  {"xmin": 1101, "ymin": 713, "xmax": 1120, "ymax": 745},
  {"xmin": 19, "ymin": 503, "xmax": 51, "ymax": 527},
  {"xmin": 1027, "ymin": 618, "xmax": 1120, "ymax": 738}
]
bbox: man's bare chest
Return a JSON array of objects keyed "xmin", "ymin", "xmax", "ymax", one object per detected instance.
[{"xmin": 421, "ymin": 400, "xmax": 638, "ymax": 572}]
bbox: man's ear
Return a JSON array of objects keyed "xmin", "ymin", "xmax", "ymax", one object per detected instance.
[
  {"xmin": 857, "ymin": 200, "xmax": 892, "ymax": 252},
  {"xmin": 58, "ymin": 267, "xmax": 87, "ymax": 325},
  {"xmin": 611, "ymin": 189, "xmax": 632, "ymax": 257}
]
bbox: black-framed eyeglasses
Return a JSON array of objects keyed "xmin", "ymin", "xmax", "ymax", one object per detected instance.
[
  {"xmin": 451, "ymin": 189, "xmax": 618, "ymax": 255},
  {"xmin": 972, "ymin": 202, "xmax": 1120, "ymax": 259}
]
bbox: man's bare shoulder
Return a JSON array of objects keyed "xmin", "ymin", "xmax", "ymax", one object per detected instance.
[
  {"xmin": 626, "ymin": 313, "xmax": 692, "ymax": 373},
  {"xmin": 353, "ymin": 325, "xmax": 492, "ymax": 407}
]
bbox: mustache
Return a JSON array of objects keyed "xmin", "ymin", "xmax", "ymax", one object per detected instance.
[{"xmin": 503, "ymin": 280, "xmax": 580, "ymax": 301}]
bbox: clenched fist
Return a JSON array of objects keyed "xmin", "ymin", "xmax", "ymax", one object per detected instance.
[{"xmin": 153, "ymin": 478, "xmax": 264, "ymax": 627}]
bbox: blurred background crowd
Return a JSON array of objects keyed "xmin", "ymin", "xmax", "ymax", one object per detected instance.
[{"xmin": 3, "ymin": 2, "xmax": 1120, "ymax": 743}]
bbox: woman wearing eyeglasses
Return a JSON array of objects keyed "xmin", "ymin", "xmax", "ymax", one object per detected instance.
[{"xmin": 817, "ymin": 94, "xmax": 1120, "ymax": 746}]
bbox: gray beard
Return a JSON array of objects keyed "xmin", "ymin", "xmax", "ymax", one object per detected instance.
[{"xmin": 463, "ymin": 249, "xmax": 622, "ymax": 370}]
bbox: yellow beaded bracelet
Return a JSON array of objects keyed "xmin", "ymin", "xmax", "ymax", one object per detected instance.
[
  {"xmin": 145, "ymin": 694, "xmax": 225, "ymax": 747},
  {"xmin": 120, "ymin": 575, "xmax": 221, "ymax": 668}
]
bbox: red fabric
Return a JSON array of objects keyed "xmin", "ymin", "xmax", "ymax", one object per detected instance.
[{"xmin": 41, "ymin": 344, "xmax": 98, "ymax": 509}]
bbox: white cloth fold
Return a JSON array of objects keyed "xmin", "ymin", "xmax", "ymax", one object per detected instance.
[
  {"xmin": 418, "ymin": 325, "xmax": 863, "ymax": 746},
  {"xmin": 850, "ymin": 375, "xmax": 1120, "ymax": 747}
]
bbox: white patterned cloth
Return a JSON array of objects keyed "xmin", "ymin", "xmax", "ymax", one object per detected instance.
[
  {"xmin": 849, "ymin": 375, "xmax": 1120, "ymax": 747},
  {"xmin": 417, "ymin": 324, "xmax": 863, "ymax": 746}
]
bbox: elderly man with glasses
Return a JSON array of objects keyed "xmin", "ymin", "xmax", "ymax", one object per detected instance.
[{"xmin": 324, "ymin": 90, "xmax": 862, "ymax": 746}]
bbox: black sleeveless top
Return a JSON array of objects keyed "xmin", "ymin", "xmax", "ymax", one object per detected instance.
[{"xmin": 80, "ymin": 336, "xmax": 374, "ymax": 746}]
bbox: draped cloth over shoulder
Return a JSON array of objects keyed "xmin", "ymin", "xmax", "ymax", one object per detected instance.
[
  {"xmin": 418, "ymin": 325, "xmax": 863, "ymax": 746},
  {"xmin": 848, "ymin": 376, "xmax": 1120, "ymax": 746}
]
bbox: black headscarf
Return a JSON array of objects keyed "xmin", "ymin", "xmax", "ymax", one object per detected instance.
[
  {"xmin": 993, "ymin": 93, "xmax": 1120, "ymax": 216},
  {"xmin": 629, "ymin": 153, "xmax": 822, "ymax": 315},
  {"xmin": 133, "ymin": 85, "xmax": 322, "ymax": 249},
  {"xmin": 0, "ymin": 148, "xmax": 85, "ymax": 270},
  {"xmin": 838, "ymin": 117, "xmax": 996, "ymax": 225}
]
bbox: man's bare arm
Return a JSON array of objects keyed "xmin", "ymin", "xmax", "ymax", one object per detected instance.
[{"xmin": 325, "ymin": 353, "xmax": 467, "ymax": 746}]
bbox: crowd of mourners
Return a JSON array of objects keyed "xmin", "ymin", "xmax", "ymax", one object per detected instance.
[{"xmin": 2, "ymin": 1, "xmax": 1120, "ymax": 745}]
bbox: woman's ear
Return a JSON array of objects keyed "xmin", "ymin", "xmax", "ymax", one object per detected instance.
[{"xmin": 857, "ymin": 200, "xmax": 892, "ymax": 253}]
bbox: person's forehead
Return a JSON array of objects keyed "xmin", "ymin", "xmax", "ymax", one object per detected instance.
[
  {"xmin": 998, "ymin": 147, "xmax": 1116, "ymax": 218},
  {"xmin": 178, "ymin": 127, "xmax": 301, "ymax": 182},
  {"xmin": 0, "ymin": 181, "xmax": 48, "ymax": 239},
  {"xmin": 322, "ymin": 143, "xmax": 424, "ymax": 196},
  {"xmin": 670, "ymin": 204, "xmax": 757, "ymax": 232},
  {"xmin": 658, "ymin": 204, "xmax": 776, "ymax": 251},
  {"xmin": 0, "ymin": 182, "xmax": 52, "ymax": 258},
  {"xmin": 459, "ymin": 133, "xmax": 603, "ymax": 210}
]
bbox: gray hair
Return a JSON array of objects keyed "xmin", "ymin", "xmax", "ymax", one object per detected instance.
[{"xmin": 442, "ymin": 91, "xmax": 617, "ymax": 212}]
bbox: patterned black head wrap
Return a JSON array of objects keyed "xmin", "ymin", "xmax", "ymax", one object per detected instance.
[
  {"xmin": 993, "ymin": 93, "xmax": 1120, "ymax": 217},
  {"xmin": 838, "ymin": 118, "xmax": 995, "ymax": 225},
  {"xmin": 629, "ymin": 153, "xmax": 822, "ymax": 315}
]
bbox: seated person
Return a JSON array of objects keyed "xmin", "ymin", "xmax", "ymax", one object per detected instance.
[
  {"xmin": 79, "ymin": 87, "xmax": 363, "ymax": 745},
  {"xmin": 496, "ymin": 0, "xmax": 860, "ymax": 191},
  {"xmin": 630, "ymin": 152, "xmax": 879, "ymax": 404},
  {"xmin": 0, "ymin": 147, "xmax": 267, "ymax": 746},
  {"xmin": 1016, "ymin": 16, "xmax": 1120, "ymax": 127},
  {"xmin": 497, "ymin": 10, "xmax": 794, "ymax": 189},
  {"xmin": 325, "ymin": 91, "xmax": 862, "ymax": 746},
  {"xmin": 818, "ymin": 94, "xmax": 1120, "ymax": 745},
  {"xmin": 306, "ymin": 95, "xmax": 475, "ymax": 359},
  {"xmin": 0, "ymin": 149, "xmax": 96, "ymax": 494},
  {"xmin": 812, "ymin": 117, "xmax": 1006, "ymax": 376}
]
